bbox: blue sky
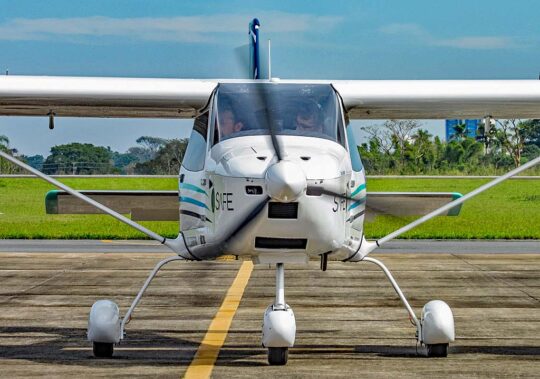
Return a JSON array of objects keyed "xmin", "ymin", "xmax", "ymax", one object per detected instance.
[{"xmin": 1, "ymin": 0, "xmax": 539, "ymax": 156}]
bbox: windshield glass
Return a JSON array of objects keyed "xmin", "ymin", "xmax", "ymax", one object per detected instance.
[{"xmin": 215, "ymin": 83, "xmax": 339, "ymax": 143}]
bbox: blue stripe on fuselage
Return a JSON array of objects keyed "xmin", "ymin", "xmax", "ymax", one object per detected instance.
[
  {"xmin": 348, "ymin": 196, "xmax": 366, "ymax": 211},
  {"xmin": 179, "ymin": 196, "xmax": 209, "ymax": 210}
]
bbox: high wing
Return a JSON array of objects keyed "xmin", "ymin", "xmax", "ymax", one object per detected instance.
[
  {"xmin": 333, "ymin": 80, "xmax": 540, "ymax": 119},
  {"xmin": 2, "ymin": 76, "xmax": 540, "ymax": 119},
  {"xmin": 0, "ymin": 76, "xmax": 217, "ymax": 118}
]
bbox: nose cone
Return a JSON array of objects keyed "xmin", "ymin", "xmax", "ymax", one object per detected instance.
[{"xmin": 265, "ymin": 161, "xmax": 306, "ymax": 202}]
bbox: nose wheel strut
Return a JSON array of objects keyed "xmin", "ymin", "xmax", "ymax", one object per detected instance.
[{"xmin": 262, "ymin": 263, "xmax": 296, "ymax": 365}]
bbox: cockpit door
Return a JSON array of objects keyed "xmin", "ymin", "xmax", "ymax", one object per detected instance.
[{"xmin": 179, "ymin": 111, "xmax": 213, "ymax": 234}]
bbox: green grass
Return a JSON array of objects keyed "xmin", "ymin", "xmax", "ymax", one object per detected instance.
[
  {"xmin": 0, "ymin": 178, "xmax": 179, "ymax": 239},
  {"xmin": 364, "ymin": 178, "xmax": 540, "ymax": 239},
  {"xmin": 0, "ymin": 177, "xmax": 538, "ymax": 240}
]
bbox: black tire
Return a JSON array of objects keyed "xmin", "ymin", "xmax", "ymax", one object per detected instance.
[
  {"xmin": 268, "ymin": 347, "xmax": 288, "ymax": 365},
  {"xmin": 93, "ymin": 342, "xmax": 114, "ymax": 358},
  {"xmin": 426, "ymin": 343, "xmax": 448, "ymax": 357}
]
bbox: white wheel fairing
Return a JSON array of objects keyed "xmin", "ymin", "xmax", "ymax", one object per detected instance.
[{"xmin": 87, "ymin": 300, "xmax": 121, "ymax": 344}]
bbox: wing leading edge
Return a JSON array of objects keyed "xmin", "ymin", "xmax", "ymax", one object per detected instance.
[
  {"xmin": 333, "ymin": 80, "xmax": 540, "ymax": 119},
  {"xmin": 2, "ymin": 76, "xmax": 540, "ymax": 119},
  {"xmin": 0, "ymin": 76, "xmax": 217, "ymax": 118}
]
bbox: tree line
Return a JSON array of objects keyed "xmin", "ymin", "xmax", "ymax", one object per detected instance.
[
  {"xmin": 0, "ymin": 136, "xmax": 188, "ymax": 175},
  {"xmin": 1, "ymin": 119, "xmax": 539, "ymax": 175},
  {"xmin": 359, "ymin": 119, "xmax": 540, "ymax": 174}
]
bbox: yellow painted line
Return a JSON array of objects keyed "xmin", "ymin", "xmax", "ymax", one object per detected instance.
[
  {"xmin": 216, "ymin": 255, "xmax": 236, "ymax": 261},
  {"xmin": 183, "ymin": 260, "xmax": 254, "ymax": 379}
]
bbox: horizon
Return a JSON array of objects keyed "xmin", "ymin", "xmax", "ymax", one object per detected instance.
[{"xmin": 1, "ymin": 1, "xmax": 539, "ymax": 156}]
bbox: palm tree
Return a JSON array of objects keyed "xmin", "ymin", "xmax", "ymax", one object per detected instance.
[
  {"xmin": 0, "ymin": 135, "xmax": 9, "ymax": 151},
  {"xmin": 451, "ymin": 123, "xmax": 468, "ymax": 141}
]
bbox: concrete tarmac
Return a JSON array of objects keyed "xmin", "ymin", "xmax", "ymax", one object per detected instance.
[
  {"xmin": 0, "ymin": 248, "xmax": 539, "ymax": 377},
  {"xmin": 1, "ymin": 239, "xmax": 539, "ymax": 254}
]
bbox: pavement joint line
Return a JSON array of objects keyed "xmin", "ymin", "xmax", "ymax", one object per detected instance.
[
  {"xmin": 183, "ymin": 260, "xmax": 253, "ymax": 379},
  {"xmin": 450, "ymin": 253, "xmax": 540, "ymax": 303},
  {"xmin": 0, "ymin": 258, "xmax": 90, "ymax": 305}
]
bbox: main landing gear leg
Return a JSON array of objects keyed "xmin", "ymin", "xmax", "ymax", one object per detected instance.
[
  {"xmin": 361, "ymin": 257, "xmax": 455, "ymax": 357},
  {"xmin": 262, "ymin": 263, "xmax": 296, "ymax": 365},
  {"xmin": 87, "ymin": 255, "xmax": 184, "ymax": 358}
]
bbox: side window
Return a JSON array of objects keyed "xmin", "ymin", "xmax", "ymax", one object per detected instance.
[
  {"xmin": 336, "ymin": 110, "xmax": 347, "ymax": 148},
  {"xmin": 182, "ymin": 112, "xmax": 208, "ymax": 172},
  {"xmin": 346, "ymin": 123, "xmax": 363, "ymax": 172}
]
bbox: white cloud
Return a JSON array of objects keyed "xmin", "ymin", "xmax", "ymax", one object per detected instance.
[
  {"xmin": 380, "ymin": 23, "xmax": 519, "ymax": 50},
  {"xmin": 379, "ymin": 23, "xmax": 427, "ymax": 37},
  {"xmin": 0, "ymin": 13, "xmax": 343, "ymax": 43},
  {"xmin": 435, "ymin": 36, "xmax": 516, "ymax": 49}
]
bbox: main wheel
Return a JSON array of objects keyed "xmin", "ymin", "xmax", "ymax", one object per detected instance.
[
  {"xmin": 93, "ymin": 342, "xmax": 114, "ymax": 358},
  {"xmin": 268, "ymin": 347, "xmax": 288, "ymax": 365},
  {"xmin": 426, "ymin": 343, "xmax": 448, "ymax": 357}
]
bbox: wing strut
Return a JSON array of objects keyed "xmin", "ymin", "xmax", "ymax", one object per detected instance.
[
  {"xmin": 350, "ymin": 155, "xmax": 540, "ymax": 260},
  {"xmin": 0, "ymin": 150, "xmax": 190, "ymax": 257}
]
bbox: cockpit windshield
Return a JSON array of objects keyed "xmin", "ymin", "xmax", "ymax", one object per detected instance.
[{"xmin": 214, "ymin": 83, "xmax": 342, "ymax": 144}]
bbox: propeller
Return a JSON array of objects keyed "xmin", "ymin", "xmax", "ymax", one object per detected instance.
[
  {"xmin": 233, "ymin": 44, "xmax": 250, "ymax": 79},
  {"xmin": 225, "ymin": 196, "xmax": 271, "ymax": 243},
  {"xmin": 305, "ymin": 185, "xmax": 359, "ymax": 202},
  {"xmin": 254, "ymin": 82, "xmax": 283, "ymax": 162}
]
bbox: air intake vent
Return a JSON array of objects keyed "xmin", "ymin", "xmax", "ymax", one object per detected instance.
[
  {"xmin": 268, "ymin": 202, "xmax": 298, "ymax": 219},
  {"xmin": 255, "ymin": 237, "xmax": 307, "ymax": 249}
]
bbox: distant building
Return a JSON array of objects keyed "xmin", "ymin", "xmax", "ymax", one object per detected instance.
[{"xmin": 445, "ymin": 119, "xmax": 480, "ymax": 141}]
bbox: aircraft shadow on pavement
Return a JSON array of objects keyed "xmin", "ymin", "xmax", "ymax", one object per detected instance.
[
  {"xmin": 0, "ymin": 326, "xmax": 205, "ymax": 367},
  {"xmin": 353, "ymin": 344, "xmax": 540, "ymax": 357},
  {"xmin": 1, "ymin": 326, "xmax": 538, "ymax": 368}
]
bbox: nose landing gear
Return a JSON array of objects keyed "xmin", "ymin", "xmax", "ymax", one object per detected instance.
[{"xmin": 262, "ymin": 263, "xmax": 296, "ymax": 365}]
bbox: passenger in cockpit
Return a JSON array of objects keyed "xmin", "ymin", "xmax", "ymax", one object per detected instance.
[{"xmin": 295, "ymin": 101, "xmax": 323, "ymax": 133}]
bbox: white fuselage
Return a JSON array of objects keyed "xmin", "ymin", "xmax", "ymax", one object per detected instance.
[{"xmin": 179, "ymin": 135, "xmax": 366, "ymax": 263}]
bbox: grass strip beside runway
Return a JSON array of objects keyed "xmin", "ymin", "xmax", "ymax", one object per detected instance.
[{"xmin": 0, "ymin": 177, "xmax": 538, "ymax": 239}]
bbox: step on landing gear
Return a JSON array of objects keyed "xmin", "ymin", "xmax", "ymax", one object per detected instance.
[{"xmin": 262, "ymin": 263, "xmax": 296, "ymax": 365}]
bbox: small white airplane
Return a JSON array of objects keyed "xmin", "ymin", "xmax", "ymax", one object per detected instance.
[{"xmin": 1, "ymin": 19, "xmax": 540, "ymax": 365}]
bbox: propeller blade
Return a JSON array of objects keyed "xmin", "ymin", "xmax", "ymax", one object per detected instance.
[
  {"xmin": 306, "ymin": 185, "xmax": 357, "ymax": 202},
  {"xmin": 225, "ymin": 196, "xmax": 271, "ymax": 243},
  {"xmin": 233, "ymin": 44, "xmax": 250, "ymax": 78},
  {"xmin": 231, "ymin": 39, "xmax": 281, "ymax": 160},
  {"xmin": 254, "ymin": 83, "xmax": 283, "ymax": 161}
]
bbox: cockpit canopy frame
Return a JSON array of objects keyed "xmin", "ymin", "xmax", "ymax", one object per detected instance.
[{"xmin": 212, "ymin": 83, "xmax": 346, "ymax": 146}]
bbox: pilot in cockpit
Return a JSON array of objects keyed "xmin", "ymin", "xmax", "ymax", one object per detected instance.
[
  {"xmin": 218, "ymin": 106, "xmax": 244, "ymax": 138},
  {"xmin": 294, "ymin": 100, "xmax": 323, "ymax": 133}
]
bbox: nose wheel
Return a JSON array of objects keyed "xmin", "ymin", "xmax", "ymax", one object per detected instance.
[
  {"xmin": 426, "ymin": 343, "xmax": 449, "ymax": 357},
  {"xmin": 268, "ymin": 347, "xmax": 288, "ymax": 365},
  {"xmin": 92, "ymin": 342, "xmax": 114, "ymax": 358}
]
